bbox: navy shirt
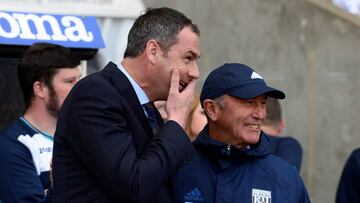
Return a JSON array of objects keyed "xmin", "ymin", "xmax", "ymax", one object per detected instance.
[
  {"xmin": 267, "ymin": 135, "xmax": 303, "ymax": 171},
  {"xmin": 0, "ymin": 118, "xmax": 52, "ymax": 203}
]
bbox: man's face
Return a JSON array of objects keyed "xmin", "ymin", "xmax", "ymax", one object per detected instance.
[
  {"xmin": 46, "ymin": 67, "xmax": 81, "ymax": 116},
  {"xmin": 213, "ymin": 94, "xmax": 268, "ymax": 148},
  {"xmin": 154, "ymin": 26, "xmax": 200, "ymax": 99}
]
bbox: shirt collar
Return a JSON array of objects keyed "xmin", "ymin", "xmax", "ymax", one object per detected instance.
[{"xmin": 117, "ymin": 63, "xmax": 149, "ymax": 105}]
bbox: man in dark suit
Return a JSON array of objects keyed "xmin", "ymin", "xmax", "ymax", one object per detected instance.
[{"xmin": 52, "ymin": 7, "xmax": 201, "ymax": 203}]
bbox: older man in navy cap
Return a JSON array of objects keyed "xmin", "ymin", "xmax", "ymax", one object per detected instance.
[{"xmin": 172, "ymin": 63, "xmax": 311, "ymax": 203}]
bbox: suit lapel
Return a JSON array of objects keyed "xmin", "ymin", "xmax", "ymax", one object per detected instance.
[{"xmin": 102, "ymin": 62, "xmax": 154, "ymax": 136}]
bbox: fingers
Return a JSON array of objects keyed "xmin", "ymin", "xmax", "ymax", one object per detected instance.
[
  {"xmin": 169, "ymin": 68, "xmax": 196, "ymax": 96},
  {"xmin": 166, "ymin": 69, "xmax": 198, "ymax": 128},
  {"xmin": 178, "ymin": 78, "xmax": 196, "ymax": 105},
  {"xmin": 169, "ymin": 69, "xmax": 180, "ymax": 95},
  {"xmin": 183, "ymin": 78, "xmax": 196, "ymax": 95}
]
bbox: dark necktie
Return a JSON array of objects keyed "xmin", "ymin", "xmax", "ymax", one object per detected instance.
[{"xmin": 143, "ymin": 102, "xmax": 161, "ymax": 134}]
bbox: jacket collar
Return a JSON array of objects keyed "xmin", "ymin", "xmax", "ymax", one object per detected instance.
[
  {"xmin": 193, "ymin": 125, "xmax": 271, "ymax": 159},
  {"xmin": 102, "ymin": 62, "xmax": 153, "ymax": 131}
]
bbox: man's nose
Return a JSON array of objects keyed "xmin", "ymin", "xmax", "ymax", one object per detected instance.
[
  {"xmin": 189, "ymin": 62, "xmax": 200, "ymax": 79},
  {"xmin": 253, "ymin": 105, "xmax": 266, "ymax": 120}
]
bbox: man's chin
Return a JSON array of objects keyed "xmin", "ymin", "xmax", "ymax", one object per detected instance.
[
  {"xmin": 46, "ymin": 106, "xmax": 60, "ymax": 117},
  {"xmin": 246, "ymin": 134, "xmax": 261, "ymax": 144},
  {"xmin": 48, "ymin": 110, "xmax": 59, "ymax": 118}
]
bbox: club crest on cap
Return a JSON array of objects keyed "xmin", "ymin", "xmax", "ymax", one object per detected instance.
[{"xmin": 251, "ymin": 71, "xmax": 263, "ymax": 80}]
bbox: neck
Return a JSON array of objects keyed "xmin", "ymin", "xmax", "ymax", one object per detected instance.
[
  {"xmin": 121, "ymin": 57, "xmax": 155, "ymax": 101},
  {"xmin": 208, "ymin": 124, "xmax": 250, "ymax": 149},
  {"xmin": 23, "ymin": 106, "xmax": 57, "ymax": 136}
]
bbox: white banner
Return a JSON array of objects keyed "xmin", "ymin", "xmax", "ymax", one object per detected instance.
[{"xmin": 0, "ymin": 0, "xmax": 145, "ymax": 18}]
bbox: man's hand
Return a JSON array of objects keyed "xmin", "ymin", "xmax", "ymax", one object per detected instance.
[{"xmin": 166, "ymin": 69, "xmax": 196, "ymax": 129}]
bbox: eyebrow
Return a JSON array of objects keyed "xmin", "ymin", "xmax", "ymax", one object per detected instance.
[
  {"xmin": 62, "ymin": 76, "xmax": 78, "ymax": 81},
  {"xmin": 188, "ymin": 50, "xmax": 201, "ymax": 59}
]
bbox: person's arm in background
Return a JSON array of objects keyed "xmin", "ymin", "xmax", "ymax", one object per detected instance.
[{"xmin": 336, "ymin": 148, "xmax": 360, "ymax": 203}]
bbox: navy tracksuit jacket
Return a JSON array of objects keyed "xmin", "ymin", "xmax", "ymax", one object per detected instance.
[{"xmin": 172, "ymin": 127, "xmax": 311, "ymax": 203}]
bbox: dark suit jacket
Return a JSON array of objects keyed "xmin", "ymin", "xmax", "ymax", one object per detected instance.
[{"xmin": 52, "ymin": 62, "xmax": 195, "ymax": 203}]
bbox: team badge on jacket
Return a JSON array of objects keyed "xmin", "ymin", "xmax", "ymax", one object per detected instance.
[{"xmin": 252, "ymin": 188, "xmax": 271, "ymax": 203}]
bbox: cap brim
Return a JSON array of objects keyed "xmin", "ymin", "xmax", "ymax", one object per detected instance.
[{"xmin": 227, "ymin": 83, "xmax": 285, "ymax": 99}]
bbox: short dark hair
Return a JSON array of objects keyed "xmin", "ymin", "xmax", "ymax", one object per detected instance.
[
  {"xmin": 264, "ymin": 97, "xmax": 282, "ymax": 127},
  {"xmin": 124, "ymin": 7, "xmax": 200, "ymax": 58},
  {"xmin": 18, "ymin": 42, "xmax": 80, "ymax": 108}
]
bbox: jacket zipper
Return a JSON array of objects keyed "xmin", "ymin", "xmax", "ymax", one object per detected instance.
[{"xmin": 226, "ymin": 144, "xmax": 231, "ymax": 156}]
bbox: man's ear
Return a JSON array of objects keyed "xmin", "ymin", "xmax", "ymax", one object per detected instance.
[
  {"xmin": 203, "ymin": 99, "xmax": 218, "ymax": 121},
  {"xmin": 33, "ymin": 81, "xmax": 47, "ymax": 98},
  {"xmin": 145, "ymin": 39, "xmax": 160, "ymax": 64}
]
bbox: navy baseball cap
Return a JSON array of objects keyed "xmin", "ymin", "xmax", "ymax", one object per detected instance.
[{"xmin": 200, "ymin": 63, "xmax": 285, "ymax": 103}]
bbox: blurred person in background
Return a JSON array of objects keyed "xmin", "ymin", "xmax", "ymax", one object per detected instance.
[
  {"xmin": 184, "ymin": 96, "xmax": 207, "ymax": 141},
  {"xmin": 172, "ymin": 63, "xmax": 311, "ymax": 203},
  {"xmin": 0, "ymin": 42, "xmax": 81, "ymax": 203},
  {"xmin": 336, "ymin": 148, "xmax": 360, "ymax": 203},
  {"xmin": 261, "ymin": 97, "xmax": 303, "ymax": 171}
]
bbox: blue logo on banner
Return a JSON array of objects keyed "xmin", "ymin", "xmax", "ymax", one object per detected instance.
[{"xmin": 0, "ymin": 10, "xmax": 105, "ymax": 49}]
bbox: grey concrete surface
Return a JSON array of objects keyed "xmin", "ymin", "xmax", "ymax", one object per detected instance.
[{"xmin": 143, "ymin": 0, "xmax": 360, "ymax": 202}]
